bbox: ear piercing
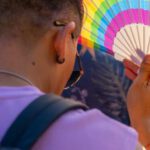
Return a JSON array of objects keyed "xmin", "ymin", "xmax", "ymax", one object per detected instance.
[{"xmin": 56, "ymin": 55, "xmax": 65, "ymax": 64}]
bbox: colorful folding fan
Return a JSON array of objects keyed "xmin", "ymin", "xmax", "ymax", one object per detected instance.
[{"xmin": 78, "ymin": 0, "xmax": 150, "ymax": 65}]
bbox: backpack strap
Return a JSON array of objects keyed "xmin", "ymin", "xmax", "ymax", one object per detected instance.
[{"xmin": 1, "ymin": 94, "xmax": 88, "ymax": 150}]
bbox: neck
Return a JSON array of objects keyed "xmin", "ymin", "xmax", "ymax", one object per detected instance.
[
  {"xmin": 0, "ymin": 75, "xmax": 31, "ymax": 87},
  {"xmin": 0, "ymin": 40, "xmax": 36, "ymax": 87},
  {"xmin": 0, "ymin": 38, "xmax": 54, "ymax": 93}
]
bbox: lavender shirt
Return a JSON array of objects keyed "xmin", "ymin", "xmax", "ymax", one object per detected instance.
[{"xmin": 0, "ymin": 86, "xmax": 138, "ymax": 150}]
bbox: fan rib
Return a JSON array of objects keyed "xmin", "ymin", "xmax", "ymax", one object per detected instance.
[
  {"xmin": 83, "ymin": 25, "xmax": 133, "ymax": 54},
  {"xmin": 106, "ymin": 0, "xmax": 136, "ymax": 52},
  {"xmin": 126, "ymin": 0, "xmax": 139, "ymax": 49},
  {"xmin": 81, "ymin": 0, "xmax": 150, "ymax": 65},
  {"xmin": 89, "ymin": 0, "xmax": 117, "ymax": 34},
  {"xmin": 137, "ymin": 0, "xmax": 143, "ymax": 50},
  {"xmin": 85, "ymin": 12, "xmax": 115, "ymax": 37},
  {"xmin": 118, "ymin": 0, "xmax": 138, "ymax": 51},
  {"xmin": 147, "ymin": 37, "xmax": 150, "ymax": 54},
  {"xmin": 143, "ymin": 25, "xmax": 146, "ymax": 53}
]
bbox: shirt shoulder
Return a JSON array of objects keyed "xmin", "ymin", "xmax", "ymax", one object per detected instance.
[{"xmin": 32, "ymin": 109, "xmax": 138, "ymax": 150}]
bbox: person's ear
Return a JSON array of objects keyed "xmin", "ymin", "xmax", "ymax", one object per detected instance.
[{"xmin": 54, "ymin": 21, "xmax": 76, "ymax": 64}]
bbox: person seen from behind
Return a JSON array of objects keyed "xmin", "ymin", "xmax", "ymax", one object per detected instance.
[{"xmin": 0, "ymin": 0, "xmax": 149, "ymax": 149}]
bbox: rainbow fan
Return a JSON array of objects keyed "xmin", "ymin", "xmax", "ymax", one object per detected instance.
[{"xmin": 78, "ymin": 0, "xmax": 150, "ymax": 65}]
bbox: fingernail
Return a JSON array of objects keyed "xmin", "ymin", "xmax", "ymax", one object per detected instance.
[
  {"xmin": 123, "ymin": 59, "xmax": 129, "ymax": 65},
  {"xmin": 123, "ymin": 59, "xmax": 127, "ymax": 63},
  {"xmin": 136, "ymin": 69, "xmax": 140, "ymax": 74}
]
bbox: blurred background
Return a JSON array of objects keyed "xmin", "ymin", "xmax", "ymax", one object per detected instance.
[{"xmin": 63, "ymin": 46, "xmax": 132, "ymax": 126}]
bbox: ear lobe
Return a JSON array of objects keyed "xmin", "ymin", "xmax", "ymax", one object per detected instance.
[{"xmin": 54, "ymin": 22, "xmax": 76, "ymax": 64}]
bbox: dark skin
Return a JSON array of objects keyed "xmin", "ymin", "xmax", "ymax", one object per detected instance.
[
  {"xmin": 0, "ymin": 11, "xmax": 80, "ymax": 95},
  {"xmin": 124, "ymin": 56, "xmax": 150, "ymax": 149},
  {"xmin": 0, "ymin": 4, "xmax": 149, "ymax": 148}
]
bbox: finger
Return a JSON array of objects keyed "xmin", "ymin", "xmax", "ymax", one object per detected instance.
[
  {"xmin": 138, "ymin": 55, "xmax": 150, "ymax": 82},
  {"xmin": 123, "ymin": 59, "xmax": 139, "ymax": 74},
  {"xmin": 125, "ymin": 68, "xmax": 137, "ymax": 80}
]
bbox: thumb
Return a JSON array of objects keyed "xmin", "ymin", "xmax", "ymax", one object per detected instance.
[{"xmin": 138, "ymin": 55, "xmax": 150, "ymax": 83}]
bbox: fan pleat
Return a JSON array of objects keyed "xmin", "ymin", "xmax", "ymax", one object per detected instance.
[{"xmin": 80, "ymin": 0, "xmax": 150, "ymax": 64}]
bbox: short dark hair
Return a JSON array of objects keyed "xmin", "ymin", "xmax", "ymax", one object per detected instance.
[{"xmin": 0, "ymin": 0, "xmax": 83, "ymax": 43}]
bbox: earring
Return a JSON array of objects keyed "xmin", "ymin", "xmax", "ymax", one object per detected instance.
[{"xmin": 56, "ymin": 55, "xmax": 65, "ymax": 64}]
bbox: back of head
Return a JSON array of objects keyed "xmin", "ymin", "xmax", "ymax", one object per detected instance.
[
  {"xmin": 0, "ymin": 0, "xmax": 83, "ymax": 45},
  {"xmin": 0, "ymin": 0, "xmax": 84, "ymax": 94}
]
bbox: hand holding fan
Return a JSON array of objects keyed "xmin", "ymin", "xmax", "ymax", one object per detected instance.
[{"xmin": 79, "ymin": 0, "xmax": 150, "ymax": 65}]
